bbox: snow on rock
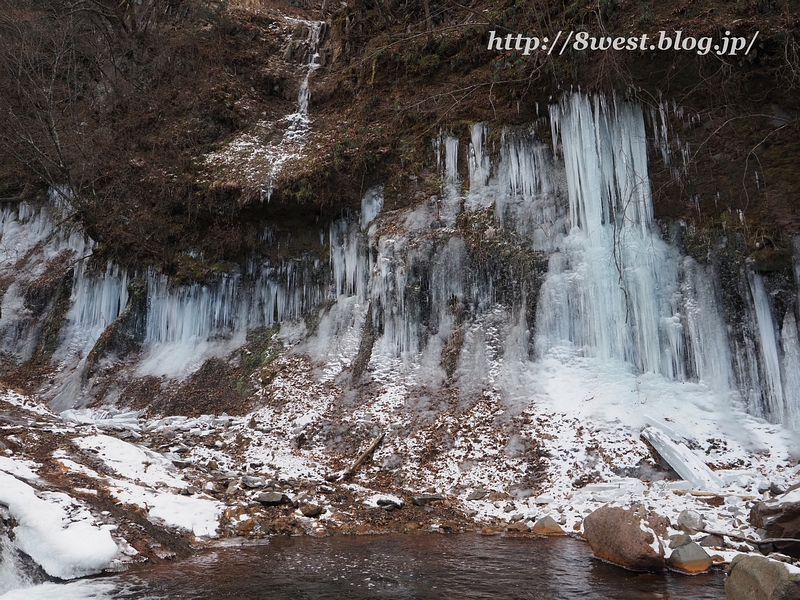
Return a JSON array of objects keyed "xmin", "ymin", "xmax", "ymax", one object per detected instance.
[
  {"xmin": 641, "ymin": 426, "xmax": 725, "ymax": 491},
  {"xmin": 0, "ymin": 390, "xmax": 56, "ymax": 418},
  {"xmin": 365, "ymin": 494, "xmax": 404, "ymax": 509},
  {"xmin": 0, "ymin": 457, "xmax": 41, "ymax": 482},
  {"xmin": 137, "ymin": 493, "xmax": 221, "ymax": 538},
  {"xmin": 73, "ymin": 434, "xmax": 184, "ymax": 489},
  {"xmin": 67, "ymin": 436, "xmax": 221, "ymax": 537},
  {"xmin": 0, "ymin": 472, "xmax": 117, "ymax": 580}
]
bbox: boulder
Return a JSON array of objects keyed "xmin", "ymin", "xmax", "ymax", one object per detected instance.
[
  {"xmin": 678, "ymin": 509, "xmax": 706, "ymax": 534},
  {"xmin": 241, "ymin": 476, "xmax": 266, "ymax": 489},
  {"xmin": 666, "ymin": 542, "xmax": 713, "ymax": 574},
  {"xmin": 412, "ymin": 493, "xmax": 444, "ymax": 506},
  {"xmin": 257, "ymin": 491, "xmax": 289, "ymax": 506},
  {"xmin": 467, "ymin": 489, "xmax": 487, "ymax": 501},
  {"xmin": 376, "ymin": 496, "xmax": 403, "ymax": 511},
  {"xmin": 299, "ymin": 503, "xmax": 323, "ymax": 518},
  {"xmin": 669, "ymin": 534, "xmax": 693, "ymax": 549},
  {"xmin": 533, "ymin": 515, "xmax": 564, "ymax": 535},
  {"xmin": 699, "ymin": 534, "xmax": 726, "ymax": 548},
  {"xmin": 725, "ymin": 555, "xmax": 800, "ymax": 600},
  {"xmin": 751, "ymin": 494, "xmax": 800, "ymax": 558},
  {"xmin": 583, "ymin": 505, "xmax": 666, "ymax": 571}
]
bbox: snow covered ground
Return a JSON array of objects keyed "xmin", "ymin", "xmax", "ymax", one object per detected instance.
[{"xmin": 2, "ymin": 325, "xmax": 798, "ymax": 596}]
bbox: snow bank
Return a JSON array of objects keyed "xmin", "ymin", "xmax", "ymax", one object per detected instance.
[
  {"xmin": 0, "ymin": 580, "xmax": 117, "ymax": 600},
  {"xmin": 0, "ymin": 473, "xmax": 117, "ymax": 580},
  {"xmin": 74, "ymin": 434, "xmax": 184, "ymax": 488},
  {"xmin": 70, "ymin": 435, "xmax": 221, "ymax": 536}
]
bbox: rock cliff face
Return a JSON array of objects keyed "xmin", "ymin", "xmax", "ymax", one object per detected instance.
[{"xmin": 0, "ymin": 0, "xmax": 798, "ymax": 268}]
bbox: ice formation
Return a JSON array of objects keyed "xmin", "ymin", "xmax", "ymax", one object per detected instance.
[{"xmin": 1, "ymin": 92, "xmax": 798, "ymax": 428}]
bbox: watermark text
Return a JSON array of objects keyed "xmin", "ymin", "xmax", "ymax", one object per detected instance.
[{"xmin": 486, "ymin": 30, "xmax": 759, "ymax": 57}]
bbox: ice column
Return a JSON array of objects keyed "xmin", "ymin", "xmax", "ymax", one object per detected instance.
[{"xmin": 539, "ymin": 94, "xmax": 680, "ymax": 376}]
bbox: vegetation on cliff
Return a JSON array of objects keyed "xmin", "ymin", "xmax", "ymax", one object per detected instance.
[{"xmin": 0, "ymin": 0, "xmax": 797, "ymax": 274}]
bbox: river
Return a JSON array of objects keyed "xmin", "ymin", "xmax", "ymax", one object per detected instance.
[{"xmin": 2, "ymin": 534, "xmax": 725, "ymax": 599}]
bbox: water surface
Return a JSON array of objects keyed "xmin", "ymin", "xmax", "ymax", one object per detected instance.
[{"xmin": 99, "ymin": 534, "xmax": 724, "ymax": 599}]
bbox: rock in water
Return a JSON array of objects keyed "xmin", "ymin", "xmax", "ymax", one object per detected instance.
[
  {"xmin": 583, "ymin": 505, "xmax": 666, "ymax": 571},
  {"xmin": 725, "ymin": 555, "xmax": 800, "ymax": 600},
  {"xmin": 532, "ymin": 516, "xmax": 564, "ymax": 535},
  {"xmin": 666, "ymin": 542, "xmax": 712, "ymax": 574},
  {"xmin": 750, "ymin": 492, "xmax": 800, "ymax": 558}
]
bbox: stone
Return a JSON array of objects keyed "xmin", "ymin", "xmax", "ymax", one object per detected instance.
[
  {"xmin": 678, "ymin": 509, "xmax": 706, "ymax": 534},
  {"xmin": 699, "ymin": 534, "xmax": 725, "ymax": 548},
  {"xmin": 299, "ymin": 503, "xmax": 323, "ymax": 518},
  {"xmin": 533, "ymin": 515, "xmax": 565, "ymax": 535},
  {"xmin": 376, "ymin": 497, "xmax": 403, "ymax": 511},
  {"xmin": 467, "ymin": 489, "xmax": 487, "ymax": 501},
  {"xmin": 583, "ymin": 505, "xmax": 666, "ymax": 571},
  {"xmin": 771, "ymin": 483, "xmax": 789, "ymax": 497},
  {"xmin": 257, "ymin": 491, "xmax": 289, "ymax": 506},
  {"xmin": 725, "ymin": 554, "xmax": 800, "ymax": 600},
  {"xmin": 241, "ymin": 476, "xmax": 266, "ymax": 489},
  {"xmin": 751, "ymin": 497, "xmax": 800, "ymax": 558},
  {"xmin": 666, "ymin": 542, "xmax": 713, "ymax": 574},
  {"xmin": 669, "ymin": 534, "xmax": 693, "ymax": 549},
  {"xmin": 412, "ymin": 493, "xmax": 444, "ymax": 506},
  {"xmin": 507, "ymin": 521, "xmax": 530, "ymax": 532}
]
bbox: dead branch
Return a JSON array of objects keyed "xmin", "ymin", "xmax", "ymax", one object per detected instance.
[{"xmin": 341, "ymin": 431, "xmax": 384, "ymax": 480}]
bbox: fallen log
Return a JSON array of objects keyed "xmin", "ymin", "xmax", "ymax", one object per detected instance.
[
  {"xmin": 697, "ymin": 527, "xmax": 800, "ymax": 546},
  {"xmin": 329, "ymin": 432, "xmax": 385, "ymax": 482},
  {"xmin": 671, "ymin": 489, "xmax": 756, "ymax": 501}
]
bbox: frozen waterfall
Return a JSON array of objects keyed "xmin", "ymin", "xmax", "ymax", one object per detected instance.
[{"xmin": 0, "ymin": 93, "xmax": 798, "ymax": 430}]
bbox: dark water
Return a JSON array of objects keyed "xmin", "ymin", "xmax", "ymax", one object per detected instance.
[{"xmin": 105, "ymin": 534, "xmax": 724, "ymax": 600}]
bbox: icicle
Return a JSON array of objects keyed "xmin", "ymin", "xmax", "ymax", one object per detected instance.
[
  {"xmin": 780, "ymin": 311, "xmax": 800, "ymax": 429},
  {"xmin": 681, "ymin": 257, "xmax": 735, "ymax": 392},
  {"xmin": 537, "ymin": 94, "xmax": 674, "ymax": 376},
  {"xmin": 468, "ymin": 123, "xmax": 490, "ymax": 191},
  {"xmin": 748, "ymin": 271, "xmax": 785, "ymax": 422},
  {"xmin": 329, "ymin": 218, "xmax": 367, "ymax": 300}
]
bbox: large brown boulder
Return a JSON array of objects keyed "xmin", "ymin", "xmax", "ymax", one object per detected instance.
[
  {"xmin": 725, "ymin": 555, "xmax": 800, "ymax": 600},
  {"xmin": 750, "ymin": 495, "xmax": 800, "ymax": 558},
  {"xmin": 583, "ymin": 505, "xmax": 667, "ymax": 571}
]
